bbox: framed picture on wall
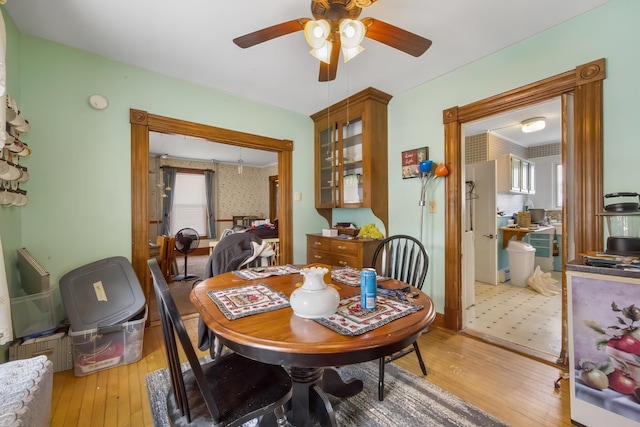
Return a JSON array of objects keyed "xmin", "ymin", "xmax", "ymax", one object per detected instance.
[{"xmin": 402, "ymin": 147, "xmax": 428, "ymax": 179}]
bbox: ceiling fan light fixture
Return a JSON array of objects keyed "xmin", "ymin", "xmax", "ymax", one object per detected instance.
[
  {"xmin": 309, "ymin": 43, "xmax": 332, "ymax": 64},
  {"xmin": 339, "ymin": 19, "xmax": 365, "ymax": 48},
  {"xmin": 304, "ymin": 19, "xmax": 331, "ymax": 49},
  {"xmin": 342, "ymin": 44, "xmax": 364, "ymax": 62},
  {"xmin": 354, "ymin": 0, "xmax": 376, "ymax": 7},
  {"xmin": 521, "ymin": 117, "xmax": 546, "ymax": 133}
]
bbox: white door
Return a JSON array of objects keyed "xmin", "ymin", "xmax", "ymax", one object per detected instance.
[{"xmin": 469, "ymin": 160, "xmax": 498, "ymax": 285}]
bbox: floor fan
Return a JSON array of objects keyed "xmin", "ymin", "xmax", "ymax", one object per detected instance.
[{"xmin": 173, "ymin": 228, "xmax": 200, "ymax": 281}]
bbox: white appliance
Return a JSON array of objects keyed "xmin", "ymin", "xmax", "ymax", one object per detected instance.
[{"xmin": 462, "ymin": 231, "xmax": 475, "ymax": 309}]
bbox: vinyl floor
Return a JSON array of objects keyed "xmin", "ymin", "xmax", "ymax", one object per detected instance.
[{"xmin": 465, "ymin": 271, "xmax": 563, "ymax": 358}]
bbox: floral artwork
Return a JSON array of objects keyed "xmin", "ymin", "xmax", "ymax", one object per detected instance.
[
  {"xmin": 572, "ymin": 275, "xmax": 640, "ymax": 423},
  {"xmin": 401, "ymin": 147, "xmax": 428, "ymax": 179}
]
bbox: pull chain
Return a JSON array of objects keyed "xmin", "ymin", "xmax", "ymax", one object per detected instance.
[
  {"xmin": 345, "ymin": 61, "xmax": 350, "ymax": 128},
  {"xmin": 326, "ymin": 80, "xmax": 332, "ymax": 156}
]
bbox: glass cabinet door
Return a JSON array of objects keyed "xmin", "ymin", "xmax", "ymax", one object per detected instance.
[
  {"xmin": 317, "ymin": 123, "xmax": 337, "ymax": 207},
  {"xmin": 510, "ymin": 156, "xmax": 521, "ymax": 192},
  {"xmin": 528, "ymin": 162, "xmax": 536, "ymax": 194},
  {"xmin": 340, "ymin": 117, "xmax": 363, "ymax": 205},
  {"xmin": 521, "ymin": 160, "xmax": 530, "ymax": 193}
]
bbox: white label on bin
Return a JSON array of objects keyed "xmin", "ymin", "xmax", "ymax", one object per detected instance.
[{"xmin": 93, "ymin": 281, "xmax": 108, "ymax": 301}]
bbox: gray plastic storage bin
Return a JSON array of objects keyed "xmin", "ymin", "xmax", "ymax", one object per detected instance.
[
  {"xmin": 69, "ymin": 306, "xmax": 147, "ymax": 376},
  {"xmin": 59, "ymin": 256, "xmax": 146, "ymax": 332},
  {"xmin": 59, "ymin": 256, "xmax": 147, "ymax": 376}
]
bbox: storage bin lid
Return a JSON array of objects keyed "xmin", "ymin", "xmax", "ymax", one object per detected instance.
[
  {"xmin": 506, "ymin": 240, "xmax": 535, "ymax": 252},
  {"xmin": 59, "ymin": 256, "xmax": 146, "ymax": 331}
]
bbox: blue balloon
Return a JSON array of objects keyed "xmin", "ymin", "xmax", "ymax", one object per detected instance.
[{"xmin": 419, "ymin": 160, "xmax": 433, "ymax": 173}]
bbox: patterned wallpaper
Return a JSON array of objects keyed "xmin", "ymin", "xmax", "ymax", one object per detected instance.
[
  {"xmin": 487, "ymin": 133, "xmax": 527, "ymax": 160},
  {"xmin": 148, "ymin": 156, "xmax": 277, "ymax": 239},
  {"xmin": 465, "ymin": 132, "xmax": 488, "ymax": 164}
]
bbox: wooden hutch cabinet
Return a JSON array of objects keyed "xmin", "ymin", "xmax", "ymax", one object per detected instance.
[
  {"xmin": 306, "ymin": 233, "xmax": 378, "ymax": 269},
  {"xmin": 310, "ymin": 87, "xmax": 391, "ymax": 233}
]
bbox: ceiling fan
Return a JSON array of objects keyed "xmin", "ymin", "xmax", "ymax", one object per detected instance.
[{"xmin": 233, "ymin": 0, "xmax": 432, "ymax": 82}]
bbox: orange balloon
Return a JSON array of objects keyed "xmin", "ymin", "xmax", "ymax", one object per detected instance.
[{"xmin": 435, "ymin": 163, "xmax": 449, "ymax": 177}]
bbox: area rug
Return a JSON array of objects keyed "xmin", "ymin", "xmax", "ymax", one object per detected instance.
[{"xmin": 146, "ymin": 359, "xmax": 509, "ymax": 427}]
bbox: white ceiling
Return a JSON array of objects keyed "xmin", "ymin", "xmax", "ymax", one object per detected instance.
[
  {"xmin": 3, "ymin": 0, "xmax": 607, "ymax": 163},
  {"xmin": 149, "ymin": 132, "xmax": 278, "ymax": 167},
  {"xmin": 465, "ymin": 98, "xmax": 562, "ymax": 147}
]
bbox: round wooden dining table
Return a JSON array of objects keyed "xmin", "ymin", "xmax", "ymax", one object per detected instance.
[{"xmin": 190, "ymin": 269, "xmax": 435, "ymax": 427}]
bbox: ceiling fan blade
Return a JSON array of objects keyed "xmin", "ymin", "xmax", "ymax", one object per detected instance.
[
  {"xmin": 360, "ymin": 17, "xmax": 432, "ymax": 57},
  {"xmin": 233, "ymin": 18, "xmax": 311, "ymax": 48},
  {"xmin": 318, "ymin": 40, "xmax": 341, "ymax": 82}
]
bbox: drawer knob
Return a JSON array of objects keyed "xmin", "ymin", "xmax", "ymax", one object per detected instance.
[
  {"xmin": 338, "ymin": 261, "xmax": 347, "ymax": 265},
  {"xmin": 337, "ymin": 245, "xmax": 346, "ymax": 250},
  {"xmin": 314, "ymin": 242, "xmax": 322, "ymax": 246},
  {"xmin": 314, "ymin": 255, "xmax": 322, "ymax": 259}
]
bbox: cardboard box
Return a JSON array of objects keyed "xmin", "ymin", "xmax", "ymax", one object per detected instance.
[{"xmin": 322, "ymin": 228, "xmax": 338, "ymax": 237}]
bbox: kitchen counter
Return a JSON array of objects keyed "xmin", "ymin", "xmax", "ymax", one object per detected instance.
[{"xmin": 499, "ymin": 225, "xmax": 554, "ymax": 249}]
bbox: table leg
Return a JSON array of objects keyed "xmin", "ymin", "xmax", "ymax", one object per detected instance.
[
  {"xmin": 287, "ymin": 366, "xmax": 364, "ymax": 427},
  {"xmin": 321, "ymin": 368, "xmax": 363, "ymax": 398}
]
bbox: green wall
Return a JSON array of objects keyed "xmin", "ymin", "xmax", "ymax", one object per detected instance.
[{"xmin": 1, "ymin": 0, "xmax": 638, "ymax": 360}]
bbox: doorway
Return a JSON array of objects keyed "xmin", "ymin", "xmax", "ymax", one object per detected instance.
[
  {"xmin": 442, "ymin": 58, "xmax": 606, "ymax": 365},
  {"xmin": 130, "ymin": 109, "xmax": 294, "ymax": 309},
  {"xmin": 462, "ymin": 99, "xmax": 565, "ymax": 360}
]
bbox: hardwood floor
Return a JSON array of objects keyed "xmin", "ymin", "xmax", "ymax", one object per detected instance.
[{"xmin": 51, "ymin": 317, "xmax": 572, "ymax": 426}]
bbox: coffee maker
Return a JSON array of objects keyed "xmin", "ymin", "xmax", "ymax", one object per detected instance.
[{"xmin": 599, "ymin": 193, "xmax": 640, "ymax": 256}]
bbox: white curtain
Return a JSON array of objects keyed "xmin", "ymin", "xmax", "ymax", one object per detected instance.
[{"xmin": 0, "ymin": 234, "xmax": 13, "ymax": 345}]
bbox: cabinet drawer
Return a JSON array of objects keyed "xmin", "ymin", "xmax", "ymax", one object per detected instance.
[
  {"xmin": 307, "ymin": 249, "xmax": 332, "ymax": 264},
  {"xmin": 307, "ymin": 249, "xmax": 359, "ymax": 269},
  {"xmin": 307, "ymin": 236, "xmax": 331, "ymax": 252},
  {"xmin": 330, "ymin": 239, "xmax": 359, "ymax": 257},
  {"xmin": 528, "ymin": 234, "xmax": 551, "ymax": 249},
  {"xmin": 331, "ymin": 255, "xmax": 359, "ymax": 269},
  {"xmin": 535, "ymin": 247, "xmax": 551, "ymax": 258}
]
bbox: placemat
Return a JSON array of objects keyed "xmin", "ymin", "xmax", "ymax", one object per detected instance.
[
  {"xmin": 206, "ymin": 284, "xmax": 290, "ymax": 320},
  {"xmin": 314, "ymin": 295, "xmax": 423, "ymax": 336},
  {"xmin": 232, "ymin": 264, "xmax": 300, "ymax": 280},
  {"xmin": 331, "ymin": 266, "xmax": 389, "ymax": 287}
]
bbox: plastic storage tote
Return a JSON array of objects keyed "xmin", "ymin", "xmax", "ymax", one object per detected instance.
[
  {"xmin": 59, "ymin": 256, "xmax": 147, "ymax": 376},
  {"xmin": 69, "ymin": 306, "xmax": 147, "ymax": 376}
]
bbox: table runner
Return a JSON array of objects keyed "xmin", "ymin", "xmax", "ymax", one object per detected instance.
[
  {"xmin": 331, "ymin": 266, "xmax": 389, "ymax": 287},
  {"xmin": 206, "ymin": 284, "xmax": 290, "ymax": 320},
  {"xmin": 232, "ymin": 264, "xmax": 299, "ymax": 280},
  {"xmin": 314, "ymin": 295, "xmax": 423, "ymax": 336}
]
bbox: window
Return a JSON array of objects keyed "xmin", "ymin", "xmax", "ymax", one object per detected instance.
[
  {"xmin": 170, "ymin": 172, "xmax": 207, "ymax": 235},
  {"xmin": 555, "ymin": 163, "xmax": 563, "ymax": 208}
]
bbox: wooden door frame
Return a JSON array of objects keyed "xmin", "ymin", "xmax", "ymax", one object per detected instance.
[
  {"xmin": 442, "ymin": 59, "xmax": 605, "ymax": 362},
  {"xmin": 269, "ymin": 175, "xmax": 278, "ymax": 221},
  {"xmin": 130, "ymin": 109, "xmax": 293, "ymax": 308}
]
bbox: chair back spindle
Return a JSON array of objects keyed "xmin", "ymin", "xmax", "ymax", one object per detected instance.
[{"xmin": 373, "ymin": 235, "xmax": 428, "ymax": 289}]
